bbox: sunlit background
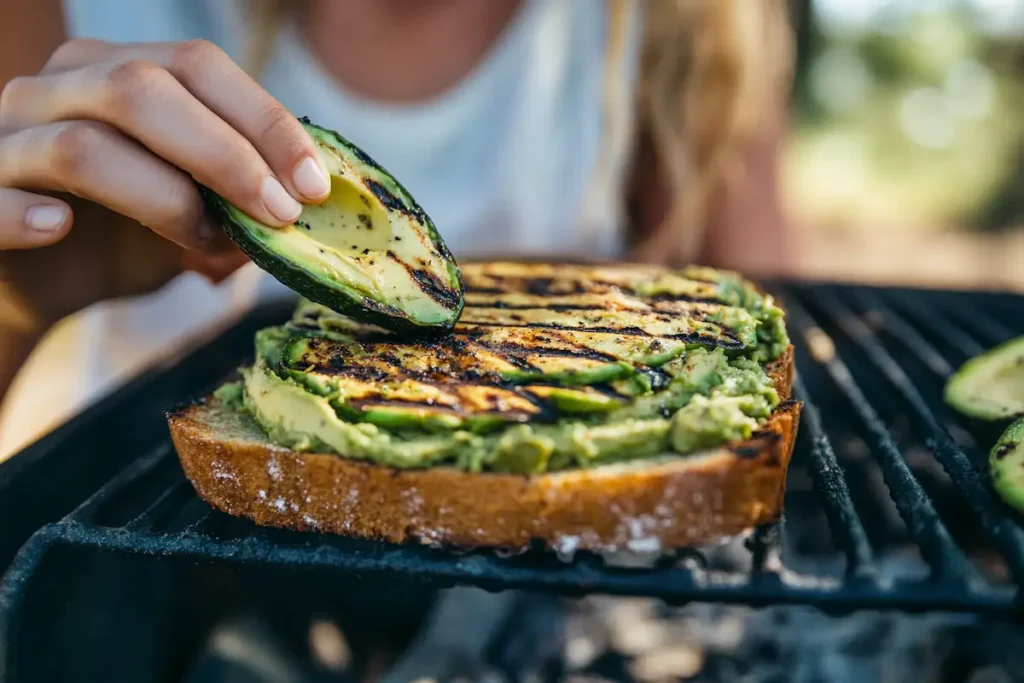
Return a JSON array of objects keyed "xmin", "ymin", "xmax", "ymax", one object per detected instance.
[{"xmin": 786, "ymin": 0, "xmax": 1023, "ymax": 290}]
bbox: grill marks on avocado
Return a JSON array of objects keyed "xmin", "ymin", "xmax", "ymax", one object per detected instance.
[
  {"xmin": 279, "ymin": 264, "xmax": 773, "ymax": 426},
  {"xmin": 462, "ymin": 262, "xmax": 724, "ymax": 301},
  {"xmin": 393, "ymin": 252, "xmax": 465, "ymax": 312},
  {"xmin": 200, "ymin": 118, "xmax": 464, "ymax": 332},
  {"xmin": 363, "ymin": 178, "xmax": 427, "ymax": 226},
  {"xmin": 286, "ymin": 336, "xmax": 548, "ymax": 424},
  {"xmin": 459, "ymin": 306, "xmax": 746, "ymax": 347}
]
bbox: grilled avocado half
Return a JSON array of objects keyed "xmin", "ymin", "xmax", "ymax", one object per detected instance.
[
  {"xmin": 945, "ymin": 336, "xmax": 1024, "ymax": 421},
  {"xmin": 991, "ymin": 418, "xmax": 1024, "ymax": 513},
  {"xmin": 202, "ymin": 118, "xmax": 464, "ymax": 332}
]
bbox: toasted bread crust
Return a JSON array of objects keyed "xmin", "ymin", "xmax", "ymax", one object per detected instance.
[{"xmin": 168, "ymin": 346, "xmax": 799, "ymax": 552}]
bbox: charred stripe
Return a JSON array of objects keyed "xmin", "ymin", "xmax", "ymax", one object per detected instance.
[{"xmin": 391, "ymin": 252, "xmax": 462, "ymax": 311}]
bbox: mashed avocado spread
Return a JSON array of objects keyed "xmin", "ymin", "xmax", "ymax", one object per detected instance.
[{"xmin": 223, "ymin": 263, "xmax": 789, "ymax": 474}]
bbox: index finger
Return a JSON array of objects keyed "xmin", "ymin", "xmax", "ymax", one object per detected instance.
[{"xmin": 46, "ymin": 39, "xmax": 331, "ymax": 206}]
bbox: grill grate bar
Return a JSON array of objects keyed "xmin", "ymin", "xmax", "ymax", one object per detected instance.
[
  {"xmin": 175, "ymin": 499, "xmax": 216, "ymax": 534},
  {"xmin": 781, "ymin": 290, "xmax": 972, "ymax": 582},
  {"xmin": 33, "ymin": 521, "xmax": 1014, "ymax": 614},
  {"xmin": 941, "ymin": 301, "xmax": 1017, "ymax": 346},
  {"xmin": 750, "ymin": 520, "xmax": 783, "ymax": 574},
  {"xmin": 813, "ymin": 288, "xmax": 1024, "ymax": 586},
  {"xmin": 849, "ymin": 290, "xmax": 954, "ymax": 378},
  {"xmin": 889, "ymin": 292, "xmax": 987, "ymax": 359},
  {"xmin": 182, "ymin": 510, "xmax": 214, "ymax": 533},
  {"xmin": 65, "ymin": 445, "xmax": 172, "ymax": 523},
  {"xmin": 124, "ymin": 479, "xmax": 194, "ymax": 531},
  {"xmin": 792, "ymin": 378, "xmax": 876, "ymax": 579}
]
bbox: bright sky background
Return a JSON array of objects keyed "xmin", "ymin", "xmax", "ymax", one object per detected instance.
[{"xmin": 814, "ymin": 0, "xmax": 1024, "ymax": 36}]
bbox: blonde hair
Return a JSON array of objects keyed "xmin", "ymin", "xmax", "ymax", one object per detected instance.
[
  {"xmin": 245, "ymin": 0, "xmax": 792, "ymax": 264},
  {"xmin": 631, "ymin": 0, "xmax": 792, "ymax": 263}
]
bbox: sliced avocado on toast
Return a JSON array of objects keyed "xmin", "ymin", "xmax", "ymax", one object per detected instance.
[
  {"xmin": 169, "ymin": 260, "xmax": 800, "ymax": 551},
  {"xmin": 945, "ymin": 336, "xmax": 1024, "ymax": 421},
  {"xmin": 226, "ymin": 262, "xmax": 790, "ymax": 474},
  {"xmin": 173, "ymin": 114, "xmax": 802, "ymax": 550},
  {"xmin": 202, "ymin": 118, "xmax": 464, "ymax": 333}
]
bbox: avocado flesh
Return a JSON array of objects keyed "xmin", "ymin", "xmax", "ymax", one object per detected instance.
[
  {"xmin": 276, "ymin": 331, "xmax": 772, "ymax": 427},
  {"xmin": 243, "ymin": 343, "xmax": 773, "ymax": 473},
  {"xmin": 230, "ymin": 263, "xmax": 789, "ymax": 474},
  {"xmin": 945, "ymin": 336, "xmax": 1024, "ymax": 420},
  {"xmin": 203, "ymin": 119, "xmax": 463, "ymax": 332},
  {"xmin": 991, "ymin": 418, "xmax": 1024, "ymax": 512}
]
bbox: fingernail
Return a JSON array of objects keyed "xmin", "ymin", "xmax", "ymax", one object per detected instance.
[
  {"xmin": 292, "ymin": 156, "xmax": 330, "ymax": 200},
  {"xmin": 25, "ymin": 205, "xmax": 69, "ymax": 232},
  {"xmin": 261, "ymin": 175, "xmax": 302, "ymax": 223}
]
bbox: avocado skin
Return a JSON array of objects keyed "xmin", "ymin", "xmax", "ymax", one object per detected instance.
[
  {"xmin": 198, "ymin": 118, "xmax": 464, "ymax": 335},
  {"xmin": 299, "ymin": 118, "xmax": 465, "ymax": 312},
  {"xmin": 991, "ymin": 418, "xmax": 1024, "ymax": 513}
]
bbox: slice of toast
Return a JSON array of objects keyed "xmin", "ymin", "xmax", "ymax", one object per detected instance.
[{"xmin": 168, "ymin": 347, "xmax": 799, "ymax": 552}]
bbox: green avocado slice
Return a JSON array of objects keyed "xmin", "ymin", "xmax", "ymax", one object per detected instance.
[
  {"xmin": 522, "ymin": 386, "xmax": 622, "ymax": 414},
  {"xmin": 991, "ymin": 418, "xmax": 1024, "ymax": 512},
  {"xmin": 201, "ymin": 118, "xmax": 464, "ymax": 332},
  {"xmin": 945, "ymin": 336, "xmax": 1024, "ymax": 420}
]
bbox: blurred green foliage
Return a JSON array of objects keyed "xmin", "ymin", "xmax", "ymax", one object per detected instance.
[{"xmin": 787, "ymin": 0, "xmax": 1024, "ymax": 232}]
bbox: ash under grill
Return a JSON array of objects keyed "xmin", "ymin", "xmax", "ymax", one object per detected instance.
[{"xmin": 1, "ymin": 281, "xmax": 1023, "ymax": 679}]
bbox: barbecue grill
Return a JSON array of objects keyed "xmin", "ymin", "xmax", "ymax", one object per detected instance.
[{"xmin": 1, "ymin": 280, "xmax": 1022, "ymax": 681}]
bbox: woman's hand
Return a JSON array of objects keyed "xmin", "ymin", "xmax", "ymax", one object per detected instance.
[{"xmin": 0, "ymin": 38, "xmax": 332, "ymax": 333}]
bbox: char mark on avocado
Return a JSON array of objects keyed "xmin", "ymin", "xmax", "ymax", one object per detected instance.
[
  {"xmin": 355, "ymin": 297, "xmax": 405, "ymax": 320},
  {"xmin": 472, "ymin": 343, "xmax": 539, "ymax": 373},
  {"xmin": 517, "ymin": 395, "xmax": 561, "ymax": 424},
  {"xmin": 671, "ymin": 331, "xmax": 744, "ymax": 348},
  {"xmin": 590, "ymin": 383, "xmax": 635, "ymax": 400},
  {"xmin": 994, "ymin": 443, "xmax": 1015, "ymax": 460},
  {"xmin": 456, "ymin": 317, "xmax": 741, "ymax": 349},
  {"xmin": 477, "ymin": 340, "xmax": 620, "ymax": 364},
  {"xmin": 522, "ymin": 277, "xmax": 589, "ymax": 296},
  {"xmin": 393, "ymin": 256, "xmax": 462, "ymax": 311},
  {"xmin": 476, "ymin": 277, "xmax": 594, "ymax": 297},
  {"xmin": 641, "ymin": 292, "xmax": 721, "ymax": 305},
  {"xmin": 363, "ymin": 178, "xmax": 425, "ymax": 225},
  {"xmin": 351, "ymin": 146, "xmax": 382, "ymax": 172},
  {"xmin": 467, "ymin": 300, "xmax": 640, "ymax": 313}
]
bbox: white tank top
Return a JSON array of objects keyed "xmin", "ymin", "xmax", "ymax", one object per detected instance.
[{"xmin": 0, "ymin": 0, "xmax": 643, "ymax": 457}]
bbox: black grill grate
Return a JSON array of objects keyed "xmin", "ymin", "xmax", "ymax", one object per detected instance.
[{"xmin": 2, "ymin": 281, "xmax": 1023, "ymax": 647}]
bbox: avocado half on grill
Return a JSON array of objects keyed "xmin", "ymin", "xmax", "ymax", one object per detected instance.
[{"xmin": 201, "ymin": 118, "xmax": 464, "ymax": 332}]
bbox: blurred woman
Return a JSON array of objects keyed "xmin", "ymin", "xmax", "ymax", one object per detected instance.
[{"xmin": 0, "ymin": 0, "xmax": 792, "ymax": 455}]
